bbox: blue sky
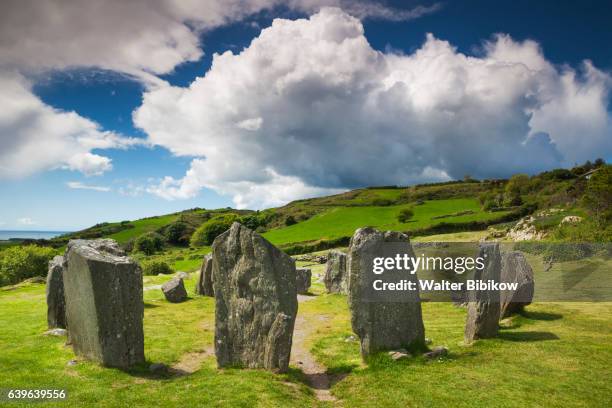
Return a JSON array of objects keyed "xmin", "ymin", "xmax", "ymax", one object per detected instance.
[{"xmin": 1, "ymin": 0, "xmax": 611, "ymax": 230}]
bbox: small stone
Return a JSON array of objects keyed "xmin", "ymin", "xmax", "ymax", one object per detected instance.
[
  {"xmin": 295, "ymin": 268, "xmax": 312, "ymax": 294},
  {"xmin": 344, "ymin": 335, "xmax": 357, "ymax": 342},
  {"xmin": 424, "ymin": 346, "xmax": 448, "ymax": 359},
  {"xmin": 46, "ymin": 255, "xmax": 66, "ymax": 329},
  {"xmin": 67, "ymin": 359, "xmax": 78, "ymax": 367},
  {"xmin": 162, "ymin": 278, "xmax": 188, "ymax": 303},
  {"xmin": 44, "ymin": 328, "xmax": 67, "ymax": 336},
  {"xmin": 425, "ymin": 338, "xmax": 432, "ymax": 345},
  {"xmin": 324, "ymin": 250, "xmax": 348, "ymax": 293}
]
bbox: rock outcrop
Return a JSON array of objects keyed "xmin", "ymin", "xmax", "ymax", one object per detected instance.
[
  {"xmin": 162, "ymin": 278, "xmax": 188, "ymax": 303},
  {"xmin": 465, "ymin": 243, "xmax": 501, "ymax": 343},
  {"xmin": 195, "ymin": 254, "xmax": 214, "ymax": 297},
  {"xmin": 500, "ymin": 251, "xmax": 534, "ymax": 318},
  {"xmin": 347, "ymin": 228, "xmax": 425, "ymax": 358},
  {"xmin": 324, "ymin": 250, "xmax": 347, "ymax": 293},
  {"xmin": 295, "ymin": 268, "xmax": 312, "ymax": 294},
  {"xmin": 46, "ymin": 255, "xmax": 66, "ymax": 329},
  {"xmin": 63, "ymin": 239, "xmax": 144, "ymax": 368},
  {"xmin": 212, "ymin": 223, "xmax": 297, "ymax": 373}
]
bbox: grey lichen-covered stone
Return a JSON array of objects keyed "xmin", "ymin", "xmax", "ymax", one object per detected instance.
[
  {"xmin": 63, "ymin": 239, "xmax": 144, "ymax": 368},
  {"xmin": 212, "ymin": 222, "xmax": 297, "ymax": 373},
  {"xmin": 46, "ymin": 255, "xmax": 66, "ymax": 329},
  {"xmin": 347, "ymin": 227, "xmax": 425, "ymax": 358},
  {"xmin": 500, "ymin": 251, "xmax": 534, "ymax": 318},
  {"xmin": 465, "ymin": 243, "xmax": 501, "ymax": 343},
  {"xmin": 162, "ymin": 278, "xmax": 188, "ymax": 303},
  {"xmin": 295, "ymin": 268, "xmax": 311, "ymax": 294},
  {"xmin": 195, "ymin": 254, "xmax": 214, "ymax": 297},
  {"xmin": 324, "ymin": 250, "xmax": 347, "ymax": 293}
]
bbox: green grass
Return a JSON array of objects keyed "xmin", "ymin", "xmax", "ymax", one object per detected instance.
[
  {"xmin": 1, "ymin": 251, "xmax": 609, "ymax": 407},
  {"xmin": 264, "ymin": 199, "xmax": 509, "ymax": 245},
  {"xmin": 108, "ymin": 215, "xmax": 179, "ymax": 244}
]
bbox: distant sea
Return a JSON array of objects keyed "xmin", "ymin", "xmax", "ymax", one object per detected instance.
[{"xmin": 0, "ymin": 230, "xmax": 70, "ymax": 241}]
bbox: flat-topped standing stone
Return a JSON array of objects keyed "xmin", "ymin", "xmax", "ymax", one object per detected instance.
[
  {"xmin": 465, "ymin": 243, "xmax": 501, "ymax": 343},
  {"xmin": 162, "ymin": 278, "xmax": 187, "ymax": 303},
  {"xmin": 63, "ymin": 239, "xmax": 144, "ymax": 368},
  {"xmin": 195, "ymin": 254, "xmax": 214, "ymax": 297},
  {"xmin": 500, "ymin": 251, "xmax": 534, "ymax": 318},
  {"xmin": 295, "ymin": 268, "xmax": 312, "ymax": 294},
  {"xmin": 324, "ymin": 250, "xmax": 347, "ymax": 293},
  {"xmin": 212, "ymin": 222, "xmax": 297, "ymax": 373},
  {"xmin": 347, "ymin": 228, "xmax": 425, "ymax": 358},
  {"xmin": 46, "ymin": 255, "xmax": 66, "ymax": 329}
]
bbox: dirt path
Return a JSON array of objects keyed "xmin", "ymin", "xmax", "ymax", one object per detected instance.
[{"xmin": 291, "ymin": 298, "xmax": 337, "ymax": 403}]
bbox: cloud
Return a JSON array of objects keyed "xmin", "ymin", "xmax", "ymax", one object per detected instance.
[
  {"xmin": 17, "ymin": 217, "xmax": 36, "ymax": 226},
  {"xmin": 66, "ymin": 181, "xmax": 111, "ymax": 192},
  {"xmin": 0, "ymin": 0, "xmax": 435, "ymax": 85},
  {"xmin": 135, "ymin": 7, "xmax": 612, "ymax": 209},
  {"xmin": 0, "ymin": 72, "xmax": 144, "ymax": 179}
]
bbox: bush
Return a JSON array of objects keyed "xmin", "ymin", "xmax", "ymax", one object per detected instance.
[
  {"xmin": 164, "ymin": 221, "xmax": 192, "ymax": 246},
  {"xmin": 372, "ymin": 198, "xmax": 393, "ymax": 206},
  {"xmin": 191, "ymin": 214, "xmax": 238, "ymax": 247},
  {"xmin": 0, "ymin": 245, "xmax": 56, "ymax": 286},
  {"xmin": 134, "ymin": 232, "xmax": 164, "ymax": 255},
  {"xmin": 397, "ymin": 207, "xmax": 415, "ymax": 223},
  {"xmin": 285, "ymin": 215, "xmax": 297, "ymax": 226},
  {"xmin": 582, "ymin": 164, "xmax": 612, "ymax": 226},
  {"xmin": 140, "ymin": 260, "xmax": 173, "ymax": 276}
]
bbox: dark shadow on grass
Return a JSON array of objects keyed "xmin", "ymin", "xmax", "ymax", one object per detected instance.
[
  {"xmin": 143, "ymin": 302, "xmax": 159, "ymax": 309},
  {"xmin": 521, "ymin": 310, "xmax": 563, "ymax": 321},
  {"xmin": 498, "ymin": 331, "xmax": 559, "ymax": 342}
]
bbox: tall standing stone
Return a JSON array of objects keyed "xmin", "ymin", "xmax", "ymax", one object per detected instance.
[
  {"xmin": 295, "ymin": 268, "xmax": 312, "ymax": 295},
  {"xmin": 465, "ymin": 243, "xmax": 501, "ymax": 343},
  {"xmin": 46, "ymin": 255, "xmax": 66, "ymax": 329},
  {"xmin": 347, "ymin": 227, "xmax": 425, "ymax": 358},
  {"xmin": 212, "ymin": 223, "xmax": 297, "ymax": 373},
  {"xmin": 195, "ymin": 254, "xmax": 214, "ymax": 297},
  {"xmin": 500, "ymin": 251, "xmax": 534, "ymax": 318},
  {"xmin": 63, "ymin": 239, "xmax": 144, "ymax": 368},
  {"xmin": 324, "ymin": 250, "xmax": 347, "ymax": 293}
]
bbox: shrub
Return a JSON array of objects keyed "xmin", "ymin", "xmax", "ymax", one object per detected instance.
[
  {"xmin": 140, "ymin": 260, "xmax": 173, "ymax": 276},
  {"xmin": 582, "ymin": 164, "xmax": 612, "ymax": 226},
  {"xmin": 0, "ymin": 245, "xmax": 56, "ymax": 286},
  {"xmin": 372, "ymin": 198, "xmax": 393, "ymax": 206},
  {"xmin": 164, "ymin": 221, "xmax": 191, "ymax": 246},
  {"xmin": 191, "ymin": 214, "xmax": 238, "ymax": 247},
  {"xmin": 134, "ymin": 232, "xmax": 164, "ymax": 255},
  {"xmin": 397, "ymin": 207, "xmax": 415, "ymax": 223},
  {"xmin": 285, "ymin": 215, "xmax": 297, "ymax": 226}
]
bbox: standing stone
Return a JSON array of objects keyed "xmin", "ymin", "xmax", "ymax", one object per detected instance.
[
  {"xmin": 46, "ymin": 255, "xmax": 66, "ymax": 329},
  {"xmin": 324, "ymin": 250, "xmax": 347, "ymax": 293},
  {"xmin": 500, "ymin": 251, "xmax": 534, "ymax": 318},
  {"xmin": 296, "ymin": 268, "xmax": 312, "ymax": 295},
  {"xmin": 195, "ymin": 254, "xmax": 214, "ymax": 297},
  {"xmin": 212, "ymin": 222, "xmax": 297, "ymax": 373},
  {"xmin": 162, "ymin": 278, "xmax": 188, "ymax": 303},
  {"xmin": 347, "ymin": 228, "xmax": 425, "ymax": 358},
  {"xmin": 465, "ymin": 243, "xmax": 501, "ymax": 343},
  {"xmin": 63, "ymin": 239, "xmax": 144, "ymax": 368}
]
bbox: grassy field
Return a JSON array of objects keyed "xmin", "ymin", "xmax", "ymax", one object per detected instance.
[
  {"xmin": 1, "ymin": 257, "xmax": 610, "ymax": 407},
  {"xmin": 108, "ymin": 215, "xmax": 180, "ymax": 244},
  {"xmin": 263, "ymin": 199, "xmax": 509, "ymax": 245}
]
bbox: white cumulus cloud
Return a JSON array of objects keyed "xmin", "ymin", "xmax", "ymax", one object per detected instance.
[
  {"xmin": 0, "ymin": 72, "xmax": 143, "ymax": 179},
  {"xmin": 134, "ymin": 8, "xmax": 612, "ymax": 208},
  {"xmin": 17, "ymin": 217, "xmax": 36, "ymax": 226}
]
